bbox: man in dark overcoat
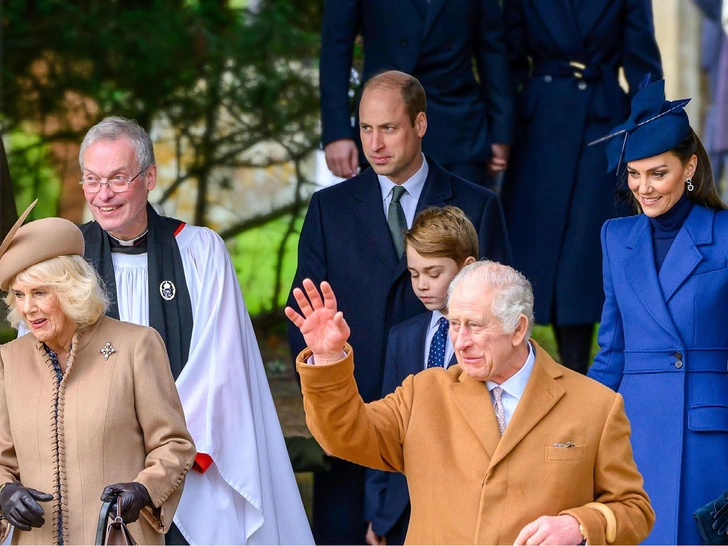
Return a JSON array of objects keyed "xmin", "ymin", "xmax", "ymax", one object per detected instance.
[{"xmin": 319, "ymin": 0, "xmax": 513, "ymax": 188}]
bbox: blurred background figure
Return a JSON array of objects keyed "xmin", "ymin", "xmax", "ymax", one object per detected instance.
[
  {"xmin": 693, "ymin": 0, "xmax": 728, "ymax": 200},
  {"xmin": 500, "ymin": 0, "xmax": 662, "ymax": 374},
  {"xmin": 0, "ymin": 202, "xmax": 195, "ymax": 545},
  {"xmin": 319, "ymin": 0, "xmax": 513, "ymax": 188}
]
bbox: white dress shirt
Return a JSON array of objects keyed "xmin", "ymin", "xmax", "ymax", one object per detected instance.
[
  {"xmin": 378, "ymin": 153, "xmax": 429, "ymax": 228},
  {"xmin": 485, "ymin": 342, "xmax": 536, "ymax": 428}
]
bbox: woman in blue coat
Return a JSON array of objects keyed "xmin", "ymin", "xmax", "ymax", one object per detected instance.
[
  {"xmin": 588, "ymin": 80, "xmax": 728, "ymax": 544},
  {"xmin": 500, "ymin": 0, "xmax": 662, "ymax": 373}
]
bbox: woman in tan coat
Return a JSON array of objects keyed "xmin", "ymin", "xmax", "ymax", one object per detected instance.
[{"xmin": 0, "ymin": 202, "xmax": 195, "ymax": 545}]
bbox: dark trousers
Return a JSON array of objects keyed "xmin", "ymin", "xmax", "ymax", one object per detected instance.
[
  {"xmin": 313, "ymin": 459, "xmax": 367, "ymax": 544},
  {"xmin": 382, "ymin": 503, "xmax": 411, "ymax": 545},
  {"xmin": 554, "ymin": 323, "xmax": 594, "ymax": 375}
]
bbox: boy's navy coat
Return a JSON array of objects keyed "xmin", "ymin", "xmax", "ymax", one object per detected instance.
[{"xmin": 365, "ymin": 311, "xmax": 457, "ymax": 539}]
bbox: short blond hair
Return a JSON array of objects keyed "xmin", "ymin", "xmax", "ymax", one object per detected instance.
[
  {"xmin": 405, "ymin": 206, "xmax": 479, "ymax": 265},
  {"xmin": 5, "ymin": 255, "xmax": 108, "ymax": 330}
]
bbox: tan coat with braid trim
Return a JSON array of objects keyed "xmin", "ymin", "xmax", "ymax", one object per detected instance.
[{"xmin": 0, "ymin": 315, "xmax": 195, "ymax": 545}]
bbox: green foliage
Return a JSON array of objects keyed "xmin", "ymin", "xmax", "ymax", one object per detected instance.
[
  {"xmin": 231, "ymin": 214, "xmax": 302, "ymax": 315},
  {"xmin": 2, "ymin": 0, "xmax": 322, "ymax": 222},
  {"xmin": 5, "ymin": 131, "xmax": 61, "ymax": 218}
]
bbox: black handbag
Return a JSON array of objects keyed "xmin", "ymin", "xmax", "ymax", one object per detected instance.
[
  {"xmin": 694, "ymin": 494, "xmax": 728, "ymax": 545},
  {"xmin": 95, "ymin": 498, "xmax": 137, "ymax": 546}
]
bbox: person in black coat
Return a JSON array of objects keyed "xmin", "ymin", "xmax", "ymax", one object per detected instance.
[
  {"xmin": 500, "ymin": 0, "xmax": 662, "ymax": 373},
  {"xmin": 319, "ymin": 0, "xmax": 513, "ymax": 188},
  {"xmin": 287, "ymin": 71, "xmax": 510, "ymax": 545}
]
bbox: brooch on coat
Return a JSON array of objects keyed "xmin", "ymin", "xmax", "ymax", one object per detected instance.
[{"xmin": 100, "ymin": 341, "xmax": 117, "ymax": 361}]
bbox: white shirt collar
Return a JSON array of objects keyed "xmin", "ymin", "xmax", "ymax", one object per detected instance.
[
  {"xmin": 429, "ymin": 309, "xmax": 446, "ymax": 329},
  {"xmin": 378, "ymin": 153, "xmax": 429, "ymax": 203},
  {"xmin": 486, "ymin": 342, "xmax": 536, "ymax": 401}
]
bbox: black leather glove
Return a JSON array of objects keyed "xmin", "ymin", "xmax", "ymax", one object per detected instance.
[
  {"xmin": 712, "ymin": 490, "xmax": 728, "ymax": 535},
  {"xmin": 100, "ymin": 482, "xmax": 152, "ymax": 524},
  {"xmin": 0, "ymin": 481, "xmax": 53, "ymax": 531}
]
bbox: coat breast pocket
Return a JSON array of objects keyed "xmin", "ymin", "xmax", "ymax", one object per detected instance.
[{"xmin": 545, "ymin": 444, "xmax": 587, "ymax": 461}]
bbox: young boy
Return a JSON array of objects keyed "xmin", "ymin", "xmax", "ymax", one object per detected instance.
[{"xmin": 365, "ymin": 206, "xmax": 478, "ymax": 545}]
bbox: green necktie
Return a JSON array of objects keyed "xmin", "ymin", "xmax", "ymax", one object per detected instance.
[{"xmin": 387, "ymin": 185, "xmax": 407, "ymax": 258}]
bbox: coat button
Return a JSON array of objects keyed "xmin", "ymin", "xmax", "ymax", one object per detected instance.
[
  {"xmin": 577, "ymin": 81, "xmax": 587, "ymax": 90},
  {"xmin": 675, "ymin": 360, "xmax": 684, "ymax": 369},
  {"xmin": 674, "ymin": 351, "xmax": 682, "ymax": 359},
  {"xmin": 544, "ymin": 75, "xmax": 553, "ymax": 83}
]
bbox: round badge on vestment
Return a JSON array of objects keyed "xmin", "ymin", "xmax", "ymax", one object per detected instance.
[{"xmin": 160, "ymin": 280, "xmax": 176, "ymax": 301}]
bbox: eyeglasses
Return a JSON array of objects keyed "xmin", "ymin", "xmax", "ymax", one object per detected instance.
[{"xmin": 79, "ymin": 167, "xmax": 149, "ymax": 194}]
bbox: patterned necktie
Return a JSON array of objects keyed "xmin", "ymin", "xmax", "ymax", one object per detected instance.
[
  {"xmin": 387, "ymin": 185, "xmax": 407, "ymax": 258},
  {"xmin": 491, "ymin": 386, "xmax": 506, "ymax": 434},
  {"xmin": 426, "ymin": 318, "xmax": 449, "ymax": 368}
]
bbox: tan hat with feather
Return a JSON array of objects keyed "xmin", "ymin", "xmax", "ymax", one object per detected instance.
[{"xmin": 0, "ymin": 200, "xmax": 85, "ymax": 291}]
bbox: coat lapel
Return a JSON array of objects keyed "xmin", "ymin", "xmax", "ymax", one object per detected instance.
[
  {"xmin": 659, "ymin": 205, "xmax": 713, "ymax": 302},
  {"xmin": 408, "ymin": 0, "xmax": 429, "ymax": 22},
  {"xmin": 423, "ymin": 0, "xmax": 447, "ymax": 42},
  {"xmin": 407, "ymin": 313, "xmax": 431, "ymax": 375},
  {"xmin": 488, "ymin": 345, "xmax": 565, "ymax": 470},
  {"xmin": 530, "ymin": 0, "xmax": 587, "ymax": 61},
  {"xmin": 625, "ymin": 216, "xmax": 683, "ymax": 344},
  {"xmin": 575, "ymin": 0, "xmax": 613, "ymax": 42},
  {"xmin": 449, "ymin": 371, "xmax": 501, "ymax": 461},
  {"xmin": 354, "ymin": 169, "xmax": 401, "ymax": 273}
]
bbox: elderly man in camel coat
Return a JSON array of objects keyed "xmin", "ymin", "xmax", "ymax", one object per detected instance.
[{"xmin": 286, "ymin": 261, "xmax": 654, "ymax": 545}]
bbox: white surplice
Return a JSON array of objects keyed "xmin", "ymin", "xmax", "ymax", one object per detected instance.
[{"xmin": 110, "ymin": 224, "xmax": 313, "ymax": 545}]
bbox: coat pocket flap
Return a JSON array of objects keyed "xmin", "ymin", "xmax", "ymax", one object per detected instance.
[
  {"xmin": 689, "ymin": 405, "xmax": 728, "ymax": 431},
  {"xmin": 545, "ymin": 444, "xmax": 587, "ymax": 461}
]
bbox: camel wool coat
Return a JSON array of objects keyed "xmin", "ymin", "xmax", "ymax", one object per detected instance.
[
  {"xmin": 297, "ymin": 341, "xmax": 654, "ymax": 545},
  {"xmin": 0, "ymin": 316, "xmax": 195, "ymax": 545}
]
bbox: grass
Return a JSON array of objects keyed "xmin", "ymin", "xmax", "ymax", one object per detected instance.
[{"xmin": 230, "ymin": 216, "xmax": 303, "ymax": 316}]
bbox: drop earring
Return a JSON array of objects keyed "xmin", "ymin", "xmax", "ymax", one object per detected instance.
[{"xmin": 686, "ymin": 177, "xmax": 694, "ymax": 191}]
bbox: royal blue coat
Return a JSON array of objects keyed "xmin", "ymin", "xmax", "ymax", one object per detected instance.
[
  {"xmin": 500, "ymin": 0, "xmax": 662, "ymax": 325},
  {"xmin": 588, "ymin": 205, "xmax": 728, "ymax": 545}
]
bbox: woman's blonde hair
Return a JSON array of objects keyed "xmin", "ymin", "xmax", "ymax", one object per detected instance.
[{"xmin": 4, "ymin": 255, "xmax": 109, "ymax": 330}]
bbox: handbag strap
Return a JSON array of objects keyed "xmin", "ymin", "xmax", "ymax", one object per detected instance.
[{"xmin": 95, "ymin": 500, "xmax": 115, "ymax": 545}]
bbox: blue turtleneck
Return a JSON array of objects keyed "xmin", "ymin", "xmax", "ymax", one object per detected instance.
[{"xmin": 649, "ymin": 191, "xmax": 693, "ymax": 273}]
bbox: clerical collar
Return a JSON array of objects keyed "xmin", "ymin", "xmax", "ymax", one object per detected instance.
[{"xmin": 108, "ymin": 230, "xmax": 148, "ymax": 254}]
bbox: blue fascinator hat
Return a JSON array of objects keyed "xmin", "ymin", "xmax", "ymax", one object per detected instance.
[{"xmin": 592, "ymin": 79, "xmax": 691, "ymax": 172}]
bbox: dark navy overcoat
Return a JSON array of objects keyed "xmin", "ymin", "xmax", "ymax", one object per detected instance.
[
  {"xmin": 500, "ymin": 0, "xmax": 662, "ymax": 325},
  {"xmin": 589, "ymin": 205, "xmax": 728, "ymax": 544}
]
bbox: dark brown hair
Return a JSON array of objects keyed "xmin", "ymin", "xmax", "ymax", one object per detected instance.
[
  {"xmin": 362, "ymin": 70, "xmax": 427, "ymax": 126},
  {"xmin": 674, "ymin": 128, "xmax": 727, "ymax": 211},
  {"xmin": 405, "ymin": 206, "xmax": 478, "ymax": 265},
  {"xmin": 628, "ymin": 127, "xmax": 727, "ymax": 212}
]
